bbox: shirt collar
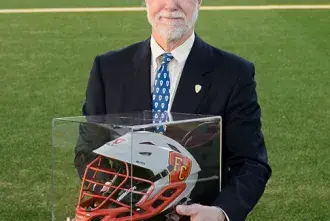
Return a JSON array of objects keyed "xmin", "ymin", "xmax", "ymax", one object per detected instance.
[{"xmin": 150, "ymin": 32, "xmax": 195, "ymax": 67}]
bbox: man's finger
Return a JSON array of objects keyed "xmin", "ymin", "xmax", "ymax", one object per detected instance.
[{"xmin": 176, "ymin": 204, "xmax": 202, "ymax": 216}]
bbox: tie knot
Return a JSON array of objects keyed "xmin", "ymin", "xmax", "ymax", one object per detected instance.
[{"xmin": 161, "ymin": 53, "xmax": 173, "ymax": 64}]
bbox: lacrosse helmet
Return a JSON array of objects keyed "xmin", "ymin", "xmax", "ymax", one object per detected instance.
[{"xmin": 74, "ymin": 131, "xmax": 201, "ymax": 221}]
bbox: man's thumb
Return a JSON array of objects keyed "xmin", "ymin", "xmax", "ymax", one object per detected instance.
[{"xmin": 176, "ymin": 204, "xmax": 199, "ymax": 216}]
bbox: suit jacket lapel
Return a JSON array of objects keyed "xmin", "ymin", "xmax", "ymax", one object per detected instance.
[
  {"xmin": 171, "ymin": 35, "xmax": 215, "ymax": 114},
  {"xmin": 126, "ymin": 36, "xmax": 215, "ymax": 115},
  {"xmin": 128, "ymin": 38, "xmax": 152, "ymax": 112}
]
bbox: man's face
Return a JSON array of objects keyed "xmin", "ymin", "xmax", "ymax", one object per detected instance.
[{"xmin": 145, "ymin": 0, "xmax": 201, "ymax": 42}]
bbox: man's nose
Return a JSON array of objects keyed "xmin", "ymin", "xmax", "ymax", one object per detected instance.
[{"xmin": 163, "ymin": 0, "xmax": 179, "ymax": 11}]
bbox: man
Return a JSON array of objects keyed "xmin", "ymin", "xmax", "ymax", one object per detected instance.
[{"xmin": 79, "ymin": 0, "xmax": 271, "ymax": 220}]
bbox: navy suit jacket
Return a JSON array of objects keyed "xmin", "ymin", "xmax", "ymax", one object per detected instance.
[{"xmin": 80, "ymin": 34, "xmax": 271, "ymax": 221}]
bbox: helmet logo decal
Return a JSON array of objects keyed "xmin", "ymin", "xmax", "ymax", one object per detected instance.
[
  {"xmin": 113, "ymin": 137, "xmax": 126, "ymax": 145},
  {"xmin": 168, "ymin": 152, "xmax": 192, "ymax": 183}
]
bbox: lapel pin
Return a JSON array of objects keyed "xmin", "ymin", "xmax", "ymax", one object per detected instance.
[{"xmin": 195, "ymin": 84, "xmax": 202, "ymax": 93}]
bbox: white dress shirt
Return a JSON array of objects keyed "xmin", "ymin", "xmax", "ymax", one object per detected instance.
[{"xmin": 150, "ymin": 32, "xmax": 195, "ymax": 113}]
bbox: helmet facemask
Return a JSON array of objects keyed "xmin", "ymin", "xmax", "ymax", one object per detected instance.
[{"xmin": 75, "ymin": 155, "xmax": 187, "ymax": 221}]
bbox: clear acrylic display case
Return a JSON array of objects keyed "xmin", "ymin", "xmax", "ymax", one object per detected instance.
[{"xmin": 51, "ymin": 110, "xmax": 222, "ymax": 221}]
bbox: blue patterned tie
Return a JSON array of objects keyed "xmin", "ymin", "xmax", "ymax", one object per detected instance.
[{"xmin": 152, "ymin": 53, "xmax": 173, "ymax": 133}]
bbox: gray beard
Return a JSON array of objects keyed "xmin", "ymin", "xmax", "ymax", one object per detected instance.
[{"xmin": 147, "ymin": 6, "xmax": 199, "ymax": 43}]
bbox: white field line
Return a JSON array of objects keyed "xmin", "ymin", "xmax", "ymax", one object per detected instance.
[{"xmin": 0, "ymin": 5, "xmax": 330, "ymax": 14}]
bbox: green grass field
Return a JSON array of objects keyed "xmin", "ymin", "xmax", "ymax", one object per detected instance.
[{"xmin": 0, "ymin": 0, "xmax": 330, "ymax": 220}]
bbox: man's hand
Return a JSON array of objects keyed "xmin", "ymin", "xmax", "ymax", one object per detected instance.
[{"xmin": 176, "ymin": 204, "xmax": 226, "ymax": 221}]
